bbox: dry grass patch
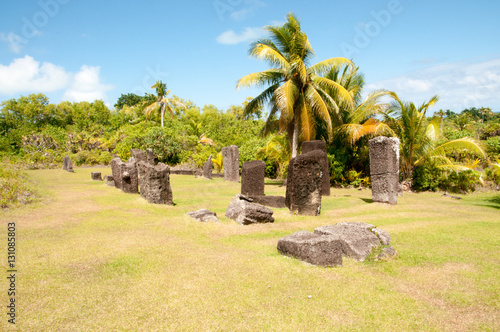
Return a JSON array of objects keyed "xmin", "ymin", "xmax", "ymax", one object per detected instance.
[{"xmin": 0, "ymin": 167, "xmax": 499, "ymax": 331}]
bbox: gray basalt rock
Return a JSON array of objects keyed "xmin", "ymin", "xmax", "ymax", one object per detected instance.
[
  {"xmin": 91, "ymin": 172, "xmax": 102, "ymax": 181},
  {"xmin": 285, "ymin": 150, "xmax": 323, "ymax": 216},
  {"xmin": 225, "ymin": 194, "xmax": 274, "ymax": 225},
  {"xmin": 369, "ymin": 136, "xmax": 400, "ymax": 205},
  {"xmin": 187, "ymin": 209, "xmax": 219, "ymax": 222},
  {"xmin": 202, "ymin": 155, "xmax": 213, "ymax": 180},
  {"xmin": 241, "ymin": 160, "xmax": 265, "ymax": 196},
  {"xmin": 138, "ymin": 161, "xmax": 173, "ymax": 204},
  {"xmin": 277, "ymin": 222, "xmax": 396, "ymax": 267},
  {"xmin": 62, "ymin": 156, "xmax": 74, "ymax": 172},
  {"xmin": 301, "ymin": 140, "xmax": 330, "ymax": 196},
  {"xmin": 222, "ymin": 145, "xmax": 239, "ymax": 182}
]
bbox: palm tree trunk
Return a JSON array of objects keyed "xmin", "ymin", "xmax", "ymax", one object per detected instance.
[
  {"xmin": 160, "ymin": 103, "xmax": 165, "ymax": 127},
  {"xmin": 292, "ymin": 119, "xmax": 299, "ymax": 158}
]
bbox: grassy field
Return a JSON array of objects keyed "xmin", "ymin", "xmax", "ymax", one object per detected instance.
[{"xmin": 1, "ymin": 167, "xmax": 499, "ymax": 331}]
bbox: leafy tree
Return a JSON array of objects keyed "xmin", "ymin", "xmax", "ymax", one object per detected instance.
[
  {"xmin": 237, "ymin": 13, "xmax": 354, "ymax": 157},
  {"xmin": 114, "ymin": 93, "xmax": 155, "ymax": 110}
]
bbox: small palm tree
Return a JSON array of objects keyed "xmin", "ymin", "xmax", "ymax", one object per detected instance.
[
  {"xmin": 237, "ymin": 13, "xmax": 354, "ymax": 158},
  {"xmin": 256, "ymin": 133, "xmax": 291, "ymax": 178},
  {"xmin": 144, "ymin": 80, "xmax": 185, "ymax": 127}
]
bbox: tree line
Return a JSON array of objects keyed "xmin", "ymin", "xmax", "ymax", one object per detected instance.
[{"xmin": 1, "ymin": 13, "xmax": 499, "ymax": 193}]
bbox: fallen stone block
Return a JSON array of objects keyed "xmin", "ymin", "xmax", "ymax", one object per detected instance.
[
  {"xmin": 91, "ymin": 172, "xmax": 103, "ymax": 181},
  {"xmin": 225, "ymin": 194, "xmax": 274, "ymax": 225},
  {"xmin": 277, "ymin": 222, "xmax": 396, "ymax": 267},
  {"xmin": 277, "ymin": 230, "xmax": 343, "ymax": 267}
]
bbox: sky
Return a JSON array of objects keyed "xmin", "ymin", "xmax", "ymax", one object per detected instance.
[{"xmin": 0, "ymin": 0, "xmax": 499, "ymax": 114}]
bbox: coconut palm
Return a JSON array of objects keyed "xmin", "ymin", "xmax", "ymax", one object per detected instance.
[
  {"xmin": 144, "ymin": 80, "xmax": 185, "ymax": 127},
  {"xmin": 384, "ymin": 93, "xmax": 486, "ymax": 179},
  {"xmin": 318, "ymin": 64, "xmax": 393, "ymax": 146},
  {"xmin": 236, "ymin": 13, "xmax": 354, "ymax": 157}
]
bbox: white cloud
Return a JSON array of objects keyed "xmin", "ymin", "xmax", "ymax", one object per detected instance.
[
  {"xmin": 62, "ymin": 65, "xmax": 113, "ymax": 102},
  {"xmin": 0, "ymin": 56, "xmax": 71, "ymax": 93},
  {"xmin": 0, "ymin": 32, "xmax": 26, "ymax": 53},
  {"xmin": 366, "ymin": 56, "xmax": 500, "ymax": 111},
  {"xmin": 216, "ymin": 27, "xmax": 265, "ymax": 45},
  {"xmin": 0, "ymin": 56, "xmax": 113, "ymax": 102}
]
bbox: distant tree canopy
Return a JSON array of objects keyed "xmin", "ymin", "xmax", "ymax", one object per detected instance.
[{"xmin": 114, "ymin": 93, "xmax": 155, "ymax": 110}]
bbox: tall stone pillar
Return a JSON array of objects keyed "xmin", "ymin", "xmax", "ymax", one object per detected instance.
[{"xmin": 369, "ymin": 136, "xmax": 400, "ymax": 205}]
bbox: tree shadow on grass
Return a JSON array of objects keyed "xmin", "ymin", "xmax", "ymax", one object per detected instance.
[
  {"xmin": 472, "ymin": 194, "xmax": 500, "ymax": 210},
  {"xmin": 360, "ymin": 198, "xmax": 373, "ymax": 204}
]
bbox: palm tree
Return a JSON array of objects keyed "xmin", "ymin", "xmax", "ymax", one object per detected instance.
[
  {"xmin": 236, "ymin": 13, "xmax": 354, "ymax": 157},
  {"xmin": 384, "ymin": 93, "xmax": 486, "ymax": 179},
  {"xmin": 318, "ymin": 64, "xmax": 393, "ymax": 146},
  {"xmin": 144, "ymin": 80, "xmax": 185, "ymax": 127}
]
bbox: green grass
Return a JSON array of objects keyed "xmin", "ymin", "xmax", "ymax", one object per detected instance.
[{"xmin": 1, "ymin": 167, "xmax": 499, "ymax": 331}]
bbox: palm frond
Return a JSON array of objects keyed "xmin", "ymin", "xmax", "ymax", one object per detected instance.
[
  {"xmin": 236, "ymin": 69, "xmax": 283, "ymax": 90},
  {"xmin": 308, "ymin": 57, "xmax": 353, "ymax": 77}
]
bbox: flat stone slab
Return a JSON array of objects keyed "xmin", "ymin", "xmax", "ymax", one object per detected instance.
[
  {"xmin": 277, "ymin": 230, "xmax": 343, "ymax": 267},
  {"xmin": 225, "ymin": 194, "xmax": 274, "ymax": 225},
  {"xmin": 187, "ymin": 209, "xmax": 219, "ymax": 222},
  {"xmin": 278, "ymin": 222, "xmax": 396, "ymax": 267}
]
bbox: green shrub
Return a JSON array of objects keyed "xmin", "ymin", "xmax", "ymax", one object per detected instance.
[
  {"xmin": 0, "ymin": 160, "xmax": 40, "ymax": 208},
  {"xmin": 142, "ymin": 127, "xmax": 183, "ymax": 165},
  {"xmin": 412, "ymin": 164, "xmax": 444, "ymax": 192},
  {"xmin": 486, "ymin": 137, "xmax": 500, "ymax": 158},
  {"xmin": 440, "ymin": 170, "xmax": 481, "ymax": 193}
]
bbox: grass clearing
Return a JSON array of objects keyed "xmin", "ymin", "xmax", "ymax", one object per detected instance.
[{"xmin": 1, "ymin": 167, "xmax": 499, "ymax": 331}]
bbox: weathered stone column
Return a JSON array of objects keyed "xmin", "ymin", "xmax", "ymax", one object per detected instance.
[
  {"xmin": 138, "ymin": 161, "xmax": 173, "ymax": 204},
  {"xmin": 110, "ymin": 158, "xmax": 123, "ymax": 189},
  {"xmin": 241, "ymin": 160, "xmax": 265, "ymax": 197},
  {"xmin": 369, "ymin": 136, "xmax": 400, "ymax": 205},
  {"xmin": 146, "ymin": 148, "xmax": 155, "ymax": 165},
  {"xmin": 301, "ymin": 140, "xmax": 330, "ymax": 196},
  {"xmin": 130, "ymin": 149, "xmax": 147, "ymax": 164},
  {"xmin": 202, "ymin": 155, "xmax": 213, "ymax": 180},
  {"xmin": 120, "ymin": 157, "xmax": 139, "ymax": 194},
  {"xmin": 222, "ymin": 145, "xmax": 239, "ymax": 182},
  {"xmin": 285, "ymin": 150, "xmax": 323, "ymax": 216},
  {"xmin": 62, "ymin": 156, "xmax": 74, "ymax": 172}
]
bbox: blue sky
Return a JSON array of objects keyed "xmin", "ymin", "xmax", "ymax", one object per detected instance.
[{"xmin": 1, "ymin": 0, "xmax": 499, "ymax": 114}]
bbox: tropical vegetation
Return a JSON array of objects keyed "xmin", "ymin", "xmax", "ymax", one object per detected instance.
[{"xmin": 1, "ymin": 13, "xmax": 500, "ymax": 210}]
